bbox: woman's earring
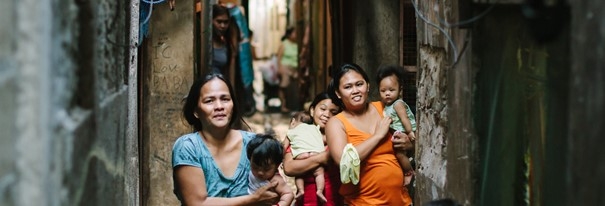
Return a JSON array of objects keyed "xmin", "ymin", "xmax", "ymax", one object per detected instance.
[{"xmin": 194, "ymin": 113, "xmax": 199, "ymax": 119}]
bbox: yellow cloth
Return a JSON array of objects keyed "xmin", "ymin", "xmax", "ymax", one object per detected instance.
[
  {"xmin": 287, "ymin": 123, "xmax": 325, "ymax": 158},
  {"xmin": 340, "ymin": 143, "xmax": 360, "ymax": 185},
  {"xmin": 335, "ymin": 101, "xmax": 412, "ymax": 205}
]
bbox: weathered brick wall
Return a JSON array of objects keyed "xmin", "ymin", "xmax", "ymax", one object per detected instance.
[{"xmin": 0, "ymin": 0, "xmax": 138, "ymax": 205}]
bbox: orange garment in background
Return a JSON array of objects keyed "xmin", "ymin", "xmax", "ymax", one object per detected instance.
[{"xmin": 334, "ymin": 101, "xmax": 412, "ymax": 206}]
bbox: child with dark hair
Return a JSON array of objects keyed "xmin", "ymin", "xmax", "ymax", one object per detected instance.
[
  {"xmin": 286, "ymin": 112, "xmax": 328, "ymax": 202},
  {"xmin": 247, "ymin": 134, "xmax": 294, "ymax": 206},
  {"xmin": 376, "ymin": 65, "xmax": 416, "ymax": 186}
]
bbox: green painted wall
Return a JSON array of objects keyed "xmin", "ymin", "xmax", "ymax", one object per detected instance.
[{"xmin": 473, "ymin": 5, "xmax": 570, "ymax": 206}]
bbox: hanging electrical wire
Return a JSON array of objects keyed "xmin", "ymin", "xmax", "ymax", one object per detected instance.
[
  {"xmin": 410, "ymin": 0, "xmax": 459, "ymax": 61},
  {"xmin": 139, "ymin": 0, "xmax": 171, "ymax": 45},
  {"xmin": 141, "ymin": 0, "xmax": 165, "ymax": 25},
  {"xmin": 141, "ymin": 0, "xmax": 164, "ymax": 4},
  {"xmin": 411, "ymin": 0, "xmax": 498, "ymax": 67},
  {"xmin": 438, "ymin": 2, "xmax": 497, "ymax": 28}
]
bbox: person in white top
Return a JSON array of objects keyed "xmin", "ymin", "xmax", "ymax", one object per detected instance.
[{"xmin": 246, "ymin": 134, "xmax": 294, "ymax": 206}]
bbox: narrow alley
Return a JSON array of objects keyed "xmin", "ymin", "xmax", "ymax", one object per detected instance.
[{"xmin": 1, "ymin": 0, "xmax": 605, "ymax": 206}]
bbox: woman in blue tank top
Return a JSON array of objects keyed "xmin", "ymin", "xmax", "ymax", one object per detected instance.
[{"xmin": 172, "ymin": 72, "xmax": 278, "ymax": 205}]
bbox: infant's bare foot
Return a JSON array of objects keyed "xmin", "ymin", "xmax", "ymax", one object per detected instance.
[
  {"xmin": 295, "ymin": 190, "xmax": 305, "ymax": 199},
  {"xmin": 317, "ymin": 191, "xmax": 327, "ymax": 203}
]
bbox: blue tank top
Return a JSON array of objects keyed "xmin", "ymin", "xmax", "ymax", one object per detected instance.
[
  {"xmin": 172, "ymin": 131, "xmax": 254, "ymax": 200},
  {"xmin": 212, "ymin": 46, "xmax": 228, "ymax": 73}
]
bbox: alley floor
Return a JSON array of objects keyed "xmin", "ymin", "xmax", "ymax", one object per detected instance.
[
  {"xmin": 242, "ymin": 59, "xmax": 303, "ymax": 195},
  {"xmin": 242, "ymin": 59, "xmax": 295, "ymax": 138}
]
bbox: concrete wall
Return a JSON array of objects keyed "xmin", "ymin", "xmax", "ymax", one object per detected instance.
[
  {"xmin": 568, "ymin": 1, "xmax": 605, "ymax": 205},
  {"xmin": 0, "ymin": 0, "xmax": 139, "ymax": 205},
  {"xmin": 473, "ymin": 5, "xmax": 570, "ymax": 205},
  {"xmin": 141, "ymin": 1, "xmax": 195, "ymax": 205},
  {"xmin": 349, "ymin": 0, "xmax": 400, "ymax": 92},
  {"xmin": 0, "ymin": 0, "xmax": 17, "ymax": 204},
  {"xmin": 413, "ymin": 0, "xmax": 603, "ymax": 205},
  {"xmin": 414, "ymin": 1, "xmax": 476, "ymax": 205}
]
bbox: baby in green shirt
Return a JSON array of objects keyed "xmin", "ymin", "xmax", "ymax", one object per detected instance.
[{"xmin": 286, "ymin": 112, "xmax": 327, "ymax": 203}]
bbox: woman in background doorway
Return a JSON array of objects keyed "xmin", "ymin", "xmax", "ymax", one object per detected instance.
[
  {"xmin": 211, "ymin": 3, "xmax": 256, "ymax": 116},
  {"xmin": 277, "ymin": 27, "xmax": 299, "ymax": 113},
  {"xmin": 210, "ymin": 4, "xmax": 237, "ymax": 83}
]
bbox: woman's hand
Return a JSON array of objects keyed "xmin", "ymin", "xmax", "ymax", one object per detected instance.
[
  {"xmin": 252, "ymin": 180, "xmax": 279, "ymax": 205},
  {"xmin": 392, "ymin": 132, "xmax": 414, "ymax": 151},
  {"xmin": 374, "ymin": 116, "xmax": 392, "ymax": 139}
]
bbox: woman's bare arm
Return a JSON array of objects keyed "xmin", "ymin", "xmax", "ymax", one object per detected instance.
[
  {"xmin": 228, "ymin": 44, "xmax": 237, "ymax": 85},
  {"xmin": 175, "ymin": 166, "xmax": 277, "ymax": 205},
  {"xmin": 325, "ymin": 115, "xmax": 392, "ymax": 165},
  {"xmin": 282, "ymin": 138, "xmax": 328, "ymax": 176},
  {"xmin": 227, "ymin": 24, "xmax": 239, "ymax": 85}
]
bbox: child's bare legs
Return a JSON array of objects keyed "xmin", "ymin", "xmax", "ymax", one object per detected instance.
[
  {"xmin": 293, "ymin": 152, "xmax": 311, "ymax": 199},
  {"xmin": 395, "ymin": 151, "xmax": 414, "ymax": 186},
  {"xmin": 393, "ymin": 131, "xmax": 414, "ymax": 186},
  {"xmin": 313, "ymin": 166, "xmax": 327, "ymax": 202},
  {"xmin": 293, "ymin": 152, "xmax": 327, "ymax": 202},
  {"xmin": 295, "ymin": 177, "xmax": 305, "ymax": 198},
  {"xmin": 293, "ymin": 168, "xmax": 326, "ymax": 201}
]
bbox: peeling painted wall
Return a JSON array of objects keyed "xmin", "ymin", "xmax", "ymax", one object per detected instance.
[
  {"xmin": 0, "ymin": 0, "xmax": 138, "ymax": 205},
  {"xmin": 415, "ymin": 46, "xmax": 450, "ymax": 202},
  {"xmin": 414, "ymin": 0, "xmax": 476, "ymax": 205}
]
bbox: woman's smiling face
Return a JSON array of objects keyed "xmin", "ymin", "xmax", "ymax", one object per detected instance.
[
  {"xmin": 310, "ymin": 98, "xmax": 340, "ymax": 129},
  {"xmin": 336, "ymin": 70, "xmax": 369, "ymax": 110}
]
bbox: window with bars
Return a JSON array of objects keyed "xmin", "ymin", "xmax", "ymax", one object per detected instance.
[
  {"xmin": 401, "ymin": 2, "xmax": 417, "ymax": 114},
  {"xmin": 402, "ymin": 2, "xmax": 417, "ymax": 67}
]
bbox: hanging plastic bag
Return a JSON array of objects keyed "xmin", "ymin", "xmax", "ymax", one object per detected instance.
[{"xmin": 261, "ymin": 55, "xmax": 280, "ymax": 86}]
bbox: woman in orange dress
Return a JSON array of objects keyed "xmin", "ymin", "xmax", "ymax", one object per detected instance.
[{"xmin": 325, "ymin": 63, "xmax": 413, "ymax": 205}]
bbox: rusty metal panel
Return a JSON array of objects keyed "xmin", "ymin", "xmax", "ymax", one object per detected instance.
[{"xmin": 142, "ymin": 0, "xmax": 195, "ymax": 205}]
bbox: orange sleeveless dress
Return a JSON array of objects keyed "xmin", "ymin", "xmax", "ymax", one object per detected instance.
[{"xmin": 335, "ymin": 101, "xmax": 412, "ymax": 206}]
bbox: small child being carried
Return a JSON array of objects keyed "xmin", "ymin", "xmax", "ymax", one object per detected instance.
[
  {"xmin": 376, "ymin": 65, "xmax": 417, "ymax": 186},
  {"xmin": 286, "ymin": 112, "xmax": 327, "ymax": 202},
  {"xmin": 247, "ymin": 134, "xmax": 294, "ymax": 206}
]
